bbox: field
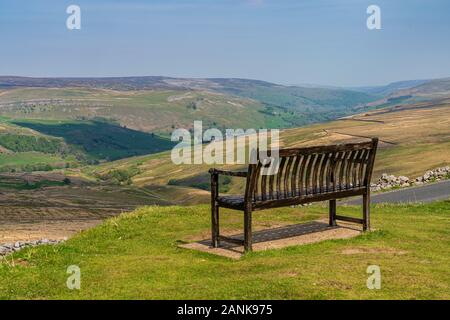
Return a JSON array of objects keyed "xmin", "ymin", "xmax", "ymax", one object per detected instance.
[{"xmin": 0, "ymin": 201, "xmax": 449, "ymax": 299}]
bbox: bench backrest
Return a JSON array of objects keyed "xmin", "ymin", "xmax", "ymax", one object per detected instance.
[{"xmin": 246, "ymin": 138, "xmax": 378, "ymax": 202}]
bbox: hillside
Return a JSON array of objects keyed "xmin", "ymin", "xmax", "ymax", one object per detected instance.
[
  {"xmin": 391, "ymin": 77, "xmax": 450, "ymax": 97},
  {"xmin": 0, "ymin": 76, "xmax": 382, "ymax": 174},
  {"xmin": 3, "ymin": 76, "xmax": 450, "ymax": 138},
  {"xmin": 0, "ymin": 76, "xmax": 378, "ymax": 132},
  {"xmin": 85, "ymin": 97, "xmax": 450, "ymax": 199},
  {"xmin": 351, "ymin": 79, "xmax": 429, "ymax": 96},
  {"xmin": 0, "ymin": 87, "xmax": 272, "ymax": 133},
  {"xmin": 0, "ymin": 117, "xmax": 174, "ymax": 172},
  {"xmin": 361, "ymin": 77, "xmax": 450, "ymax": 110}
]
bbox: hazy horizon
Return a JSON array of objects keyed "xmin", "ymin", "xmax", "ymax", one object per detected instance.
[{"xmin": 0, "ymin": 74, "xmax": 445, "ymax": 89}]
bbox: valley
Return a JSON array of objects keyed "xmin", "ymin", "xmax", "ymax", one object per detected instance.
[
  {"xmin": 0, "ymin": 76, "xmax": 449, "ymax": 243},
  {"xmin": 86, "ymin": 97, "xmax": 450, "ymax": 194}
]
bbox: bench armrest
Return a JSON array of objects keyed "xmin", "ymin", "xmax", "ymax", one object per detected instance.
[{"xmin": 209, "ymin": 168, "xmax": 248, "ymax": 177}]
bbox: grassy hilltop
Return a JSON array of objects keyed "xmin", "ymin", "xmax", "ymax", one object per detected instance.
[{"xmin": 1, "ymin": 201, "xmax": 449, "ymax": 299}]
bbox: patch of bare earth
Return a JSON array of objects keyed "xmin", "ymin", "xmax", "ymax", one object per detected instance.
[{"xmin": 0, "ymin": 180, "xmax": 169, "ymax": 243}]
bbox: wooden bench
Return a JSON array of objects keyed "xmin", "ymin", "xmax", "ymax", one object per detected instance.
[{"xmin": 209, "ymin": 138, "xmax": 378, "ymax": 252}]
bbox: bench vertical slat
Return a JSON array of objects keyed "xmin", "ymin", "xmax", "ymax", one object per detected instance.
[
  {"xmin": 359, "ymin": 149, "xmax": 369, "ymax": 187},
  {"xmin": 261, "ymin": 167, "xmax": 267, "ymax": 201},
  {"xmin": 365, "ymin": 138, "xmax": 378, "ymax": 185},
  {"xmin": 312, "ymin": 153, "xmax": 324, "ymax": 194},
  {"xmin": 338, "ymin": 151, "xmax": 348, "ymax": 191},
  {"xmin": 331, "ymin": 152, "xmax": 341, "ymax": 192},
  {"xmin": 269, "ymin": 169, "xmax": 275, "ymax": 200},
  {"xmin": 328, "ymin": 152, "xmax": 336, "ymax": 191},
  {"xmin": 336, "ymin": 151, "xmax": 343, "ymax": 189},
  {"xmin": 283, "ymin": 156, "xmax": 294, "ymax": 197},
  {"xmin": 353, "ymin": 149, "xmax": 363, "ymax": 187},
  {"xmin": 276, "ymin": 157, "xmax": 287, "ymax": 199},
  {"xmin": 328, "ymin": 151, "xmax": 339, "ymax": 192},
  {"xmin": 304, "ymin": 153, "xmax": 317, "ymax": 195},
  {"xmin": 325, "ymin": 152, "xmax": 332, "ymax": 192},
  {"xmin": 345, "ymin": 150, "xmax": 358, "ymax": 189},
  {"xmin": 291, "ymin": 155, "xmax": 302, "ymax": 196},
  {"xmin": 253, "ymin": 164, "xmax": 261, "ymax": 201},
  {"xmin": 298, "ymin": 154, "xmax": 309, "ymax": 196},
  {"xmin": 319, "ymin": 152, "xmax": 330, "ymax": 193}
]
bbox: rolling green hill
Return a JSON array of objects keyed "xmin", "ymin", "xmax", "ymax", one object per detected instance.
[
  {"xmin": 0, "ymin": 87, "xmax": 272, "ymax": 133},
  {"xmin": 0, "ymin": 76, "xmax": 379, "ymax": 132},
  {"xmin": 0, "ymin": 117, "xmax": 174, "ymax": 172}
]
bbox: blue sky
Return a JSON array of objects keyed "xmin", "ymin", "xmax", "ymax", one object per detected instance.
[{"xmin": 1, "ymin": 0, "xmax": 449, "ymax": 86}]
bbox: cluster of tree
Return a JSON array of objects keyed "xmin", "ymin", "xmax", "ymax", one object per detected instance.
[
  {"xmin": 0, "ymin": 133, "xmax": 93, "ymax": 166},
  {"xmin": 96, "ymin": 166, "xmax": 142, "ymax": 185},
  {"xmin": 0, "ymin": 163, "xmax": 66, "ymax": 173},
  {"xmin": 0, "ymin": 134, "xmax": 62, "ymax": 153},
  {"xmin": 185, "ymin": 101, "xmax": 198, "ymax": 110}
]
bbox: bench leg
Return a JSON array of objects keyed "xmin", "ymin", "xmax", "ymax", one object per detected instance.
[
  {"xmin": 211, "ymin": 202, "xmax": 219, "ymax": 248},
  {"xmin": 244, "ymin": 207, "xmax": 252, "ymax": 252},
  {"xmin": 211, "ymin": 172, "xmax": 219, "ymax": 248},
  {"xmin": 363, "ymin": 193, "xmax": 370, "ymax": 231},
  {"xmin": 329, "ymin": 199, "xmax": 337, "ymax": 227}
]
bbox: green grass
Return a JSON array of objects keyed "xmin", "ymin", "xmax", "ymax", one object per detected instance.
[
  {"xmin": 0, "ymin": 152, "xmax": 69, "ymax": 172},
  {"xmin": 1, "ymin": 201, "xmax": 449, "ymax": 299},
  {"xmin": 0, "ymin": 116, "xmax": 176, "ymax": 172},
  {"xmin": 12, "ymin": 119, "xmax": 175, "ymax": 161},
  {"xmin": 0, "ymin": 152, "xmax": 62, "ymax": 166}
]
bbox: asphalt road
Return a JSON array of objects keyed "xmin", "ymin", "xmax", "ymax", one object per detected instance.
[{"xmin": 345, "ymin": 180, "xmax": 450, "ymax": 205}]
